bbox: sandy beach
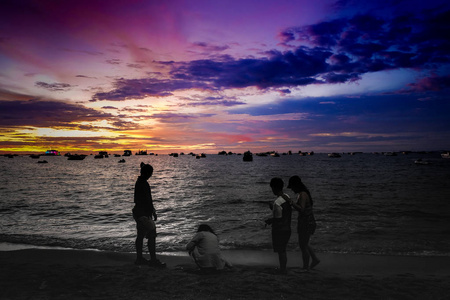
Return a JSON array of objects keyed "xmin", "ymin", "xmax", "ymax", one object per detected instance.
[{"xmin": 1, "ymin": 247, "xmax": 449, "ymax": 300}]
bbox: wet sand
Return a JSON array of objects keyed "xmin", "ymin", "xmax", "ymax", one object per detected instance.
[{"xmin": 1, "ymin": 248, "xmax": 449, "ymax": 299}]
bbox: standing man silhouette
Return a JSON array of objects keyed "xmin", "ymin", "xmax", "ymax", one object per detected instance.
[{"xmin": 132, "ymin": 162, "xmax": 165, "ymax": 267}]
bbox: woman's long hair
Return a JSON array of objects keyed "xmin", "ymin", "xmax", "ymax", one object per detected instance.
[
  {"xmin": 299, "ymin": 182, "xmax": 313, "ymax": 206},
  {"xmin": 289, "ymin": 175, "xmax": 313, "ymax": 206}
]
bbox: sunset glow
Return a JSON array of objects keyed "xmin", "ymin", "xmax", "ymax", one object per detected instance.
[{"xmin": 1, "ymin": 0, "xmax": 449, "ymax": 154}]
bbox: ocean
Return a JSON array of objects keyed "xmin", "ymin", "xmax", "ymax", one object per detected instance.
[{"xmin": 1, "ymin": 152, "xmax": 449, "ymax": 256}]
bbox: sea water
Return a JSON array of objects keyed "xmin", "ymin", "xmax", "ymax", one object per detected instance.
[{"xmin": 1, "ymin": 152, "xmax": 449, "ymax": 256}]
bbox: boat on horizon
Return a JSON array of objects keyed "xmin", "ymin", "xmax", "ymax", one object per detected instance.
[
  {"xmin": 94, "ymin": 151, "xmax": 108, "ymax": 159},
  {"xmin": 67, "ymin": 154, "xmax": 87, "ymax": 160},
  {"xmin": 384, "ymin": 152, "xmax": 397, "ymax": 156},
  {"xmin": 441, "ymin": 152, "xmax": 450, "ymax": 159},
  {"xmin": 94, "ymin": 151, "xmax": 108, "ymax": 158},
  {"xmin": 414, "ymin": 159, "xmax": 431, "ymax": 165},
  {"xmin": 136, "ymin": 150, "xmax": 148, "ymax": 155},
  {"xmin": 328, "ymin": 153, "xmax": 341, "ymax": 158},
  {"xmin": 243, "ymin": 151, "xmax": 253, "ymax": 162},
  {"xmin": 44, "ymin": 150, "xmax": 60, "ymax": 156}
]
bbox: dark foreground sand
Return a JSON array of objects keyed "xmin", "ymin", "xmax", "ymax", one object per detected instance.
[{"xmin": 1, "ymin": 248, "xmax": 449, "ymax": 299}]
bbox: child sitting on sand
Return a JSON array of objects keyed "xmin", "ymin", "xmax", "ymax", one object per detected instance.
[
  {"xmin": 265, "ymin": 177, "xmax": 292, "ymax": 274},
  {"xmin": 186, "ymin": 224, "xmax": 232, "ymax": 270}
]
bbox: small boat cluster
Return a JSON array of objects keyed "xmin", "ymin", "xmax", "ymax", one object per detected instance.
[
  {"xmin": 3, "ymin": 150, "xmax": 450, "ymax": 165},
  {"xmin": 243, "ymin": 151, "xmax": 253, "ymax": 162}
]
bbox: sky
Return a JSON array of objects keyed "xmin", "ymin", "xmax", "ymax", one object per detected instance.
[{"xmin": 0, "ymin": 0, "xmax": 449, "ymax": 154}]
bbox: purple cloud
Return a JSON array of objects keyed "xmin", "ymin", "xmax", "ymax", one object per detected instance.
[
  {"xmin": 127, "ymin": 63, "xmax": 145, "ymax": 69},
  {"xmin": 407, "ymin": 75, "xmax": 450, "ymax": 92},
  {"xmin": 35, "ymin": 81, "xmax": 74, "ymax": 92},
  {"xmin": 105, "ymin": 59, "xmax": 122, "ymax": 65},
  {"xmin": 191, "ymin": 42, "xmax": 230, "ymax": 53},
  {"xmin": 182, "ymin": 96, "xmax": 246, "ymax": 107},
  {"xmin": 92, "ymin": 48, "xmax": 328, "ymax": 101},
  {"xmin": 173, "ymin": 48, "xmax": 329, "ymax": 88},
  {"xmin": 91, "ymin": 7, "xmax": 449, "ymax": 102},
  {"xmin": 91, "ymin": 78, "xmax": 207, "ymax": 101},
  {"xmin": 150, "ymin": 112, "xmax": 215, "ymax": 123},
  {"xmin": 282, "ymin": 9, "xmax": 450, "ymax": 72},
  {"xmin": 76, "ymin": 75, "xmax": 97, "ymax": 79}
]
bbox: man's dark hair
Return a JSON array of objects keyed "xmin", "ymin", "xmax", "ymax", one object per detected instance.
[{"xmin": 270, "ymin": 177, "xmax": 284, "ymax": 191}]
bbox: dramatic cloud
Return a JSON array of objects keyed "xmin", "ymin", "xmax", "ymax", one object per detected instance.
[
  {"xmin": 280, "ymin": 9, "xmax": 450, "ymax": 73},
  {"xmin": 91, "ymin": 8, "xmax": 449, "ymax": 103},
  {"xmin": 93, "ymin": 48, "xmax": 328, "ymax": 101},
  {"xmin": 171, "ymin": 49, "xmax": 328, "ymax": 88},
  {"xmin": 91, "ymin": 78, "xmax": 208, "ymax": 101},
  {"xmin": 0, "ymin": 99, "xmax": 113, "ymax": 128}
]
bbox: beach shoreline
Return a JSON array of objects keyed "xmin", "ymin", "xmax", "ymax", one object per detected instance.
[{"xmin": 1, "ymin": 247, "xmax": 449, "ymax": 299}]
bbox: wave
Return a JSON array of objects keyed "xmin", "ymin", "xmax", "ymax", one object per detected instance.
[{"xmin": 2, "ymin": 233, "xmax": 449, "ymax": 257}]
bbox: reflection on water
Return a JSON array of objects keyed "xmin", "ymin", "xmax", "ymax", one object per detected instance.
[{"xmin": 1, "ymin": 153, "xmax": 450, "ymax": 255}]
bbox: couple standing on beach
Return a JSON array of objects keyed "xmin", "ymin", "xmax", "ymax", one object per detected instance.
[{"xmin": 267, "ymin": 176, "xmax": 320, "ymax": 274}]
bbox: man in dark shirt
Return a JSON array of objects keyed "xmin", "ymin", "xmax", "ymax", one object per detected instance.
[{"xmin": 132, "ymin": 162, "xmax": 165, "ymax": 267}]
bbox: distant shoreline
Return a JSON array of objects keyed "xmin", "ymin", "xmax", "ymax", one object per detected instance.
[{"xmin": 1, "ymin": 150, "xmax": 448, "ymax": 156}]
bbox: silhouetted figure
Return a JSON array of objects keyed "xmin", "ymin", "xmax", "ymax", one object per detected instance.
[
  {"xmin": 265, "ymin": 177, "xmax": 292, "ymax": 274},
  {"xmin": 186, "ymin": 224, "xmax": 232, "ymax": 271},
  {"xmin": 132, "ymin": 162, "xmax": 165, "ymax": 267},
  {"xmin": 287, "ymin": 175, "xmax": 320, "ymax": 271}
]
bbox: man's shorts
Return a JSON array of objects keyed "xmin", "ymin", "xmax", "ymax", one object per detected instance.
[
  {"xmin": 272, "ymin": 230, "xmax": 291, "ymax": 253},
  {"xmin": 136, "ymin": 216, "xmax": 156, "ymax": 238}
]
